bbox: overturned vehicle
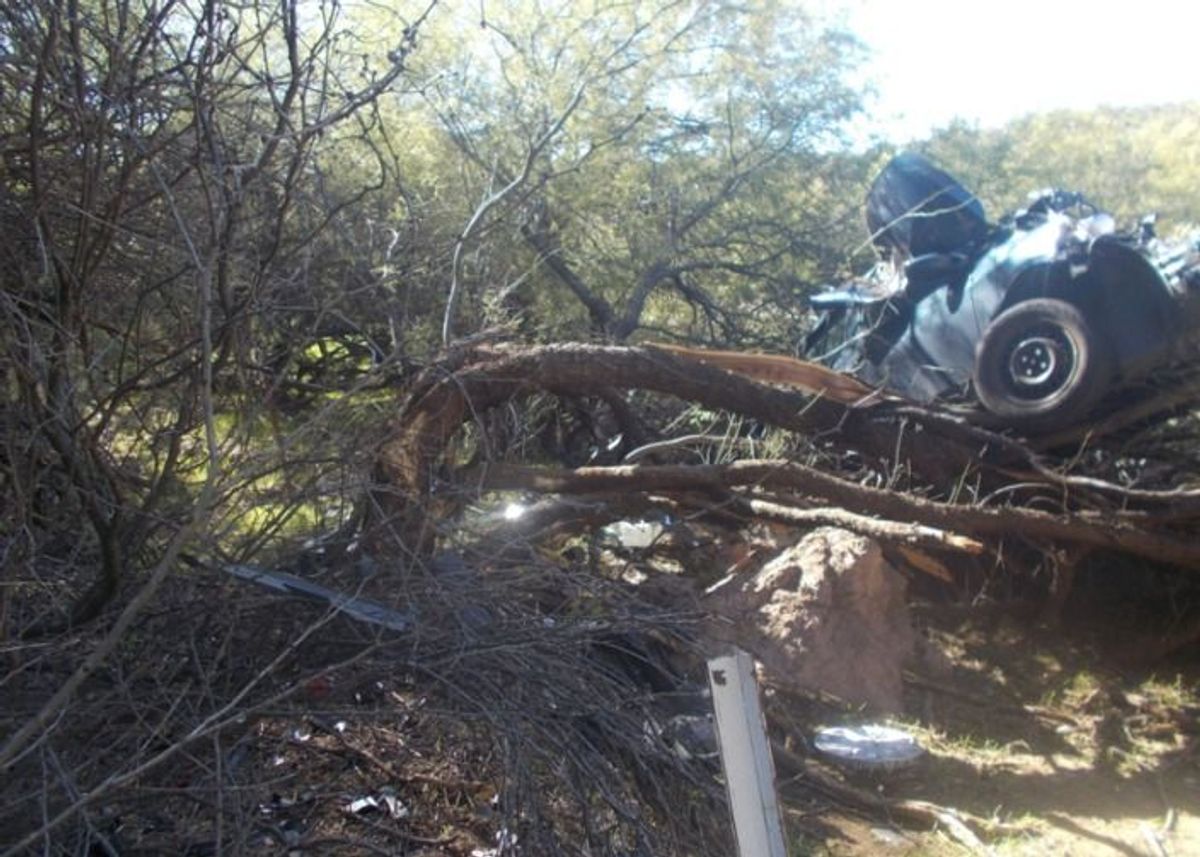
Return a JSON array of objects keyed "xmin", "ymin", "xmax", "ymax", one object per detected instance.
[{"xmin": 804, "ymin": 153, "xmax": 1200, "ymax": 433}]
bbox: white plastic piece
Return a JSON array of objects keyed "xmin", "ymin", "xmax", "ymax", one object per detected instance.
[
  {"xmin": 602, "ymin": 519, "xmax": 664, "ymax": 548},
  {"xmin": 813, "ymin": 724, "xmax": 924, "ymax": 771}
]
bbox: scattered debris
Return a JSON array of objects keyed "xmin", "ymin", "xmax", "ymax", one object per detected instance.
[
  {"xmin": 345, "ymin": 795, "xmax": 379, "ymax": 815},
  {"xmin": 221, "ymin": 563, "xmax": 415, "ymax": 632},
  {"xmin": 602, "ymin": 518, "xmax": 666, "ymax": 548},
  {"xmin": 378, "ymin": 788, "xmax": 409, "ymax": 820},
  {"xmin": 344, "ymin": 790, "xmax": 408, "ymax": 819},
  {"xmin": 813, "ymin": 724, "xmax": 925, "ymax": 773}
]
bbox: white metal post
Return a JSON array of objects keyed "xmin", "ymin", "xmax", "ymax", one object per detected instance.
[{"xmin": 707, "ymin": 648, "xmax": 788, "ymax": 857}]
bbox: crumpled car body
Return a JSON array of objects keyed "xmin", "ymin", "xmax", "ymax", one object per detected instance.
[{"xmin": 805, "ymin": 153, "xmax": 1200, "ymax": 432}]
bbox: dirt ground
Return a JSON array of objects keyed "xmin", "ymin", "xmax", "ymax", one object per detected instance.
[
  {"xmin": 109, "ymin": 613, "xmax": 1196, "ymax": 856},
  {"xmin": 7, "ymin": 570, "xmax": 1196, "ymax": 856},
  {"xmin": 785, "ymin": 607, "xmax": 1200, "ymax": 856}
]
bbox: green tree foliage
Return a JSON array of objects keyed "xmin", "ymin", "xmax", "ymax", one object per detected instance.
[
  {"xmin": 919, "ymin": 103, "xmax": 1200, "ymax": 229},
  {"xmin": 0, "ymin": 0, "xmax": 872, "ymax": 627},
  {"xmin": 352, "ymin": 0, "xmax": 873, "ymax": 348},
  {"xmin": 7, "ymin": 0, "xmax": 1195, "ymax": 620}
]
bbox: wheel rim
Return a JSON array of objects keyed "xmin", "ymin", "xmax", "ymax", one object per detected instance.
[{"xmin": 1003, "ymin": 326, "xmax": 1076, "ymax": 400}]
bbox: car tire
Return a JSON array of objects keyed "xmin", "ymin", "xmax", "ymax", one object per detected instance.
[{"xmin": 973, "ymin": 298, "xmax": 1113, "ymax": 433}]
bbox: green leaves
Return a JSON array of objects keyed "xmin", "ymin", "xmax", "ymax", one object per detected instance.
[
  {"xmin": 334, "ymin": 0, "xmax": 870, "ymax": 345},
  {"xmin": 921, "ymin": 104, "xmax": 1200, "ymax": 229}
]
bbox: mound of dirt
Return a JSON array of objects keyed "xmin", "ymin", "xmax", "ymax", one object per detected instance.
[{"xmin": 708, "ymin": 527, "xmax": 916, "ymax": 711}]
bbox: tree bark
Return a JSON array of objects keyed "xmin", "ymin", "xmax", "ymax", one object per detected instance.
[
  {"xmin": 371, "ymin": 343, "xmax": 972, "ymax": 552},
  {"xmin": 371, "ymin": 343, "xmax": 1200, "ymax": 572},
  {"xmin": 469, "ymin": 460, "xmax": 1200, "ymax": 569}
]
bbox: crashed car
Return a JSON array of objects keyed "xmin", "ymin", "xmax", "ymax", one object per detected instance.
[{"xmin": 804, "ymin": 153, "xmax": 1200, "ymax": 432}]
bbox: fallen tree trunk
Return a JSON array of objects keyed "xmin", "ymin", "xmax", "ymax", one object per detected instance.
[
  {"xmin": 373, "ymin": 343, "xmax": 999, "ymax": 549},
  {"xmin": 371, "ymin": 342, "xmax": 1200, "ymax": 574},
  {"xmin": 469, "ymin": 461, "xmax": 1200, "ymax": 569}
]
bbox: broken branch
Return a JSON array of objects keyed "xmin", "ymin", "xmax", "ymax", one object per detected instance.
[{"xmin": 470, "ymin": 460, "xmax": 1200, "ymax": 569}]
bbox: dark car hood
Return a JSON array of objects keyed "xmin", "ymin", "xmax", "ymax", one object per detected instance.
[{"xmin": 866, "ymin": 153, "xmax": 989, "ymax": 259}]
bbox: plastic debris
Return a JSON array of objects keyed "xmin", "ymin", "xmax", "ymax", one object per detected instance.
[
  {"xmin": 378, "ymin": 787, "xmax": 409, "ymax": 820},
  {"xmin": 345, "ymin": 795, "xmax": 379, "ymax": 815},
  {"xmin": 602, "ymin": 519, "xmax": 664, "ymax": 548},
  {"xmin": 813, "ymin": 724, "xmax": 924, "ymax": 772},
  {"xmin": 222, "ymin": 563, "xmax": 414, "ymax": 632},
  {"xmin": 344, "ymin": 789, "xmax": 408, "ymax": 820}
]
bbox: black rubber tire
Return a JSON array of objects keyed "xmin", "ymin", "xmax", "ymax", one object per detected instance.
[{"xmin": 973, "ymin": 298, "xmax": 1113, "ymax": 433}]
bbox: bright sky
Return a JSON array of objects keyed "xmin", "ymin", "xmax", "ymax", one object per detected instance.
[{"xmin": 838, "ymin": 0, "xmax": 1200, "ymax": 142}]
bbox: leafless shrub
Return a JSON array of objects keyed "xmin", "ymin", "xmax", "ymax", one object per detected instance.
[{"xmin": 1, "ymin": 534, "xmax": 728, "ymax": 854}]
